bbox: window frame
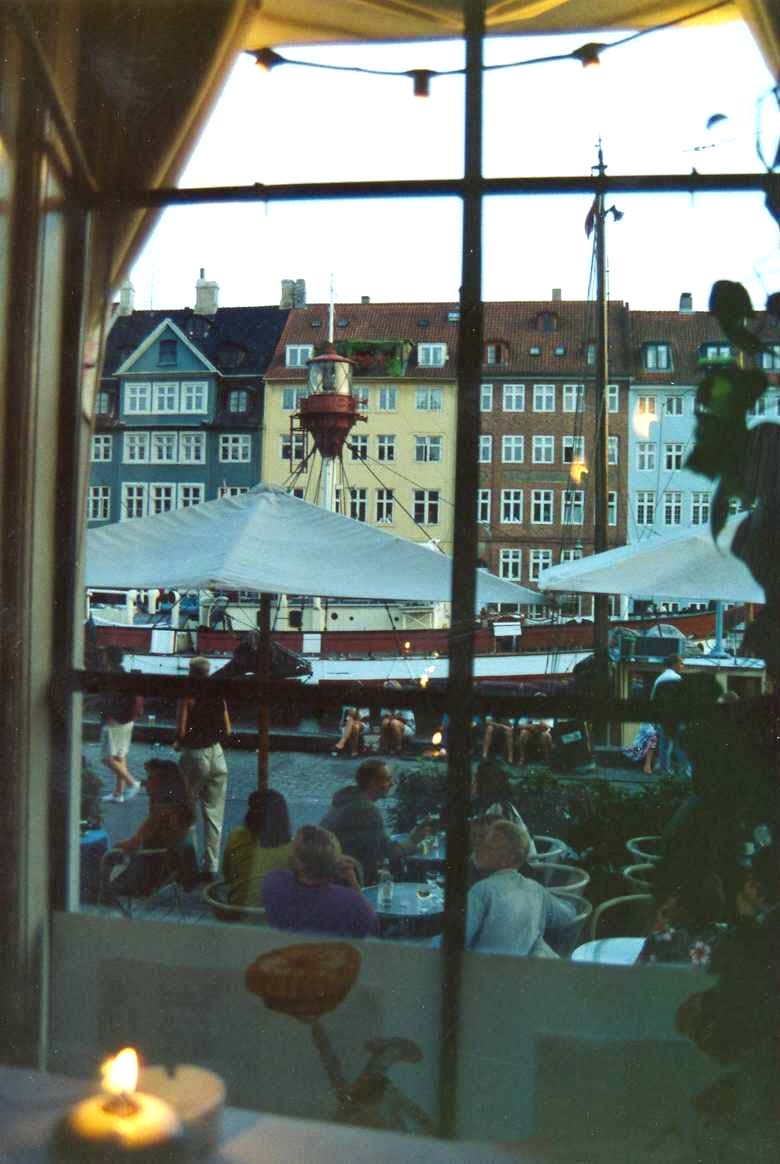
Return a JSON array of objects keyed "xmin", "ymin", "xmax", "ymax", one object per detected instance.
[
  {"xmin": 562, "ymin": 383, "xmax": 584, "ymax": 412},
  {"xmin": 532, "ymin": 383, "xmax": 555, "ymax": 412},
  {"xmin": 220, "ymin": 433, "xmax": 252, "ymax": 463},
  {"xmin": 414, "ymin": 434, "xmax": 443, "ymax": 463},
  {"xmin": 375, "ymin": 488, "xmax": 394, "ymax": 524},
  {"xmin": 529, "ymin": 548, "xmax": 553, "ymax": 581},
  {"xmin": 532, "ymin": 435, "xmax": 554, "ymax": 464},
  {"xmin": 418, "ymin": 342, "xmax": 447, "ymax": 367},
  {"xmin": 477, "ymin": 488, "xmax": 491, "ymax": 524},
  {"xmin": 91, "ymin": 434, "xmax": 112, "ymax": 462},
  {"xmin": 285, "ymin": 344, "xmax": 314, "ymax": 368},
  {"xmin": 87, "ymin": 484, "xmax": 110, "ymax": 521},
  {"xmin": 498, "ymin": 547, "xmax": 522, "ymax": 580},
  {"xmin": 179, "ymin": 431, "xmax": 206, "ymax": 464},
  {"xmin": 415, "ymin": 387, "xmax": 444, "ymax": 411},
  {"xmin": 501, "ymin": 434, "xmax": 524, "ymax": 463},
  {"xmin": 180, "ymin": 380, "xmax": 208, "ymax": 414},
  {"xmin": 376, "ymin": 434, "xmax": 396, "ymax": 462},
  {"xmin": 531, "ymin": 488, "xmax": 554, "ymax": 524},
  {"xmin": 499, "ymin": 488, "xmax": 523, "ymax": 523},
  {"xmin": 502, "ymin": 383, "xmax": 525, "ymax": 412}
]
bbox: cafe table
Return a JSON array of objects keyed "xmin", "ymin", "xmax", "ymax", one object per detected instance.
[
  {"xmin": 363, "ymin": 881, "xmax": 443, "ymax": 938},
  {"xmin": 401, "ymin": 835, "xmax": 446, "ymax": 869},
  {"xmin": 570, "ymin": 937, "xmax": 645, "ymax": 965}
]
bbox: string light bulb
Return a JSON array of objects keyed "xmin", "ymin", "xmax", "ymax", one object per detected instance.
[
  {"xmin": 406, "ymin": 69, "xmax": 434, "ymax": 98},
  {"xmin": 251, "ymin": 47, "xmax": 284, "ymax": 72}
]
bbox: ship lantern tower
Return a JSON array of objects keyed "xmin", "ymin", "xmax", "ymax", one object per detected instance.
[{"xmin": 297, "ymin": 341, "xmax": 365, "ymax": 510}]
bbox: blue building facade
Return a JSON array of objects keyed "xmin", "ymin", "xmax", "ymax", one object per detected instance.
[{"xmin": 88, "ymin": 297, "xmax": 289, "ymax": 526}]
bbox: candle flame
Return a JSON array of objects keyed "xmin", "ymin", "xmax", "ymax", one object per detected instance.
[
  {"xmin": 101, "ymin": 1048, "xmax": 138, "ymax": 1096},
  {"xmin": 432, "ymin": 731, "xmax": 442, "ymax": 746}
]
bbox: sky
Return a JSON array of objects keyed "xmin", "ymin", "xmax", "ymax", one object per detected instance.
[{"xmin": 128, "ymin": 21, "xmax": 778, "ymax": 314}]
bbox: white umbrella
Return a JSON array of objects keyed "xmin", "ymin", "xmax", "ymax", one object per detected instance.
[
  {"xmin": 86, "ymin": 483, "xmax": 542, "ymax": 607},
  {"xmin": 538, "ymin": 517, "xmax": 764, "ymax": 604}
]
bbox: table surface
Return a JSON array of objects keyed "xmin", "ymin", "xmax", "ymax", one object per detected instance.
[
  {"xmin": 363, "ymin": 881, "xmax": 443, "ymax": 919},
  {"xmin": 570, "ymin": 937, "xmax": 645, "ymax": 965}
]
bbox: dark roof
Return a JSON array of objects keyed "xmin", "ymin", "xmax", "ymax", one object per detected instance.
[
  {"xmin": 266, "ymin": 300, "xmax": 633, "ymax": 380},
  {"xmin": 630, "ymin": 309, "xmax": 780, "ymax": 385},
  {"xmin": 102, "ymin": 306, "xmax": 290, "ymax": 379}
]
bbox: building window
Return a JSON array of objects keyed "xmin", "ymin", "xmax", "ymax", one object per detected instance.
[
  {"xmin": 178, "ymin": 484, "xmax": 205, "ymax": 508},
  {"xmin": 87, "ymin": 485, "xmax": 110, "ymax": 521},
  {"xmin": 607, "ymin": 384, "xmax": 619, "ymax": 413},
  {"xmin": 281, "ymin": 386, "xmax": 309, "ymax": 411},
  {"xmin": 378, "ymin": 386, "xmax": 397, "ymax": 411},
  {"xmin": 415, "ymin": 435, "xmax": 443, "ymax": 463},
  {"xmin": 701, "ymin": 343, "xmax": 734, "ymax": 361},
  {"xmin": 692, "ymin": 491, "xmax": 711, "ymax": 525},
  {"xmin": 529, "ymin": 549, "xmax": 553, "ymax": 581},
  {"xmin": 477, "ymin": 489, "xmax": 491, "ymax": 524},
  {"xmin": 760, "ymin": 344, "xmax": 780, "ymax": 370},
  {"xmin": 608, "ymin": 435, "xmax": 619, "ymax": 465},
  {"xmin": 642, "ymin": 343, "xmax": 672, "ymax": 370},
  {"xmin": 151, "ymin": 432, "xmax": 177, "ymax": 463},
  {"xmin": 664, "ymin": 442, "xmax": 684, "ymax": 470},
  {"xmin": 280, "ymin": 432, "xmax": 306, "ymax": 462},
  {"xmin": 121, "ymin": 483, "xmax": 147, "ymax": 519},
  {"xmin": 377, "ymin": 434, "xmax": 396, "ymax": 462},
  {"xmin": 664, "ymin": 490, "xmax": 683, "ymax": 526},
  {"xmin": 123, "ymin": 432, "xmax": 150, "ymax": 463},
  {"xmin": 219, "ymin": 485, "xmax": 249, "ymax": 498},
  {"xmin": 608, "ymin": 491, "xmax": 618, "ymax": 526},
  {"xmin": 499, "ymin": 548, "xmax": 522, "ymax": 580},
  {"xmin": 350, "ymin": 434, "xmax": 368, "ymax": 461},
  {"xmin": 153, "ymin": 382, "xmax": 178, "ymax": 412},
  {"xmin": 286, "ymin": 344, "xmax": 313, "ymax": 368},
  {"xmin": 150, "ymin": 484, "xmax": 175, "ymax": 514},
  {"xmin": 637, "ymin": 395, "xmax": 657, "ymax": 417},
  {"xmin": 158, "ymin": 338, "xmax": 177, "ymax": 366},
  {"xmin": 418, "ymin": 342, "xmax": 447, "ymax": 367},
  {"xmin": 96, "ymin": 391, "xmax": 111, "ymax": 416},
  {"xmin": 502, "ymin": 384, "xmax": 525, "ymax": 411},
  {"xmin": 181, "ymin": 381, "xmax": 208, "ymax": 413},
  {"xmin": 484, "ymin": 344, "xmax": 504, "ymax": 366},
  {"xmin": 91, "ymin": 434, "xmax": 112, "ymax": 462},
  {"xmin": 125, "ymin": 382, "xmax": 151, "ymax": 413},
  {"xmin": 180, "ymin": 432, "xmax": 205, "ymax": 464},
  {"xmin": 665, "ymin": 395, "xmax": 684, "ymax": 416},
  {"xmin": 563, "ymin": 383, "xmax": 584, "ymax": 412},
  {"xmin": 501, "ymin": 435, "xmax": 524, "ymax": 463},
  {"xmin": 480, "ymin": 383, "xmax": 493, "ymax": 412},
  {"xmin": 478, "ymin": 434, "xmax": 492, "ymax": 463},
  {"xmin": 636, "ymin": 491, "xmax": 655, "ymax": 526},
  {"xmin": 375, "ymin": 488, "xmax": 394, "ymax": 524},
  {"xmin": 532, "ymin": 435, "xmax": 554, "ymax": 464},
  {"xmin": 561, "ymin": 547, "xmax": 583, "ymax": 562},
  {"xmin": 349, "ymin": 487, "xmax": 367, "ymax": 522},
  {"xmin": 529, "ymin": 346, "xmax": 541, "ymax": 357},
  {"xmin": 415, "ymin": 387, "xmax": 443, "ymax": 411},
  {"xmin": 554, "ymin": 345, "xmax": 566, "ymax": 357},
  {"xmin": 531, "ymin": 489, "xmax": 553, "ymax": 524},
  {"xmin": 586, "ymin": 342, "xmax": 597, "ymax": 367},
  {"xmin": 228, "ymin": 389, "xmax": 249, "ymax": 413},
  {"xmin": 358, "ymin": 388, "xmax": 370, "ymax": 411},
  {"xmin": 533, "ymin": 383, "xmax": 555, "ymax": 412},
  {"xmin": 220, "ymin": 434, "xmax": 252, "ymax": 462},
  {"xmin": 561, "ymin": 489, "xmax": 584, "ymax": 524},
  {"xmin": 637, "ymin": 442, "xmax": 656, "ymax": 471},
  {"xmin": 414, "ymin": 489, "xmax": 439, "ymax": 524},
  {"xmin": 562, "ymin": 435, "xmax": 585, "ymax": 464},
  {"xmin": 500, "ymin": 489, "xmax": 523, "ymax": 523}
]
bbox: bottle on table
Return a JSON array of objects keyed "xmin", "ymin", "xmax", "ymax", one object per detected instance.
[{"xmin": 377, "ymin": 861, "xmax": 394, "ymax": 908}]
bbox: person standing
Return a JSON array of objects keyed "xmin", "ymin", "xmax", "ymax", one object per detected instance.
[
  {"xmin": 651, "ymin": 654, "xmax": 685, "ymax": 775},
  {"xmin": 175, "ymin": 656, "xmax": 231, "ymax": 882},
  {"xmin": 100, "ymin": 646, "xmax": 143, "ymax": 803}
]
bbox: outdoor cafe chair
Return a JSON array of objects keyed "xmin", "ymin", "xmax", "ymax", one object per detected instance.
[
  {"xmin": 622, "ymin": 863, "xmax": 658, "ymax": 893},
  {"xmin": 98, "ymin": 846, "xmax": 187, "ymax": 919},
  {"xmin": 529, "ymin": 835, "xmax": 567, "ymax": 864},
  {"xmin": 625, "ymin": 835, "xmax": 664, "ymax": 864},
  {"xmin": 545, "ymin": 891, "xmax": 593, "ymax": 958},
  {"xmin": 527, "ymin": 861, "xmax": 590, "ymax": 896},
  {"xmin": 589, "ymin": 893, "xmax": 655, "ymax": 942},
  {"xmin": 202, "ymin": 879, "xmax": 269, "ymax": 925}
]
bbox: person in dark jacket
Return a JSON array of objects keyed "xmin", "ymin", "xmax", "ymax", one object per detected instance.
[
  {"xmin": 320, "ymin": 759, "xmax": 430, "ymax": 884},
  {"xmin": 175, "ymin": 656, "xmax": 231, "ymax": 881}
]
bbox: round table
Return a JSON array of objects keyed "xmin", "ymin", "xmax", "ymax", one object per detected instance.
[
  {"xmin": 363, "ymin": 882, "xmax": 444, "ymax": 938},
  {"xmin": 571, "ymin": 937, "xmax": 644, "ymax": 965}
]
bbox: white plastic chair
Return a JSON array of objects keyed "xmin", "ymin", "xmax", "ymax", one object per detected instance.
[
  {"xmin": 529, "ymin": 835, "xmax": 567, "ymax": 863},
  {"xmin": 622, "ymin": 863, "xmax": 657, "ymax": 893},
  {"xmin": 625, "ymin": 835, "xmax": 664, "ymax": 864},
  {"xmin": 202, "ymin": 879, "xmax": 268, "ymax": 925},
  {"xmin": 531, "ymin": 861, "xmax": 590, "ymax": 896}
]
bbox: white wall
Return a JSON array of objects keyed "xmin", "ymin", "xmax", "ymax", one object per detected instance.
[{"xmin": 50, "ymin": 913, "xmax": 720, "ymax": 1142}]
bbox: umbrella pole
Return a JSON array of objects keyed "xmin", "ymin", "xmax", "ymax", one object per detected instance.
[{"xmin": 257, "ymin": 592, "xmax": 272, "ymax": 790}]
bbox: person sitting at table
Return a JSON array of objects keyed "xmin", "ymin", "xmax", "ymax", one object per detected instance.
[
  {"xmin": 221, "ymin": 789, "xmax": 294, "ymax": 909},
  {"xmin": 331, "ymin": 706, "xmax": 370, "ymax": 758},
  {"xmin": 320, "ymin": 759, "xmax": 431, "ymax": 884},
  {"xmin": 480, "ymin": 714, "xmax": 516, "ymax": 764},
  {"xmin": 380, "ymin": 707, "xmax": 416, "ymax": 755},
  {"xmin": 471, "ymin": 759, "xmax": 537, "ymax": 860},
  {"xmin": 515, "ymin": 712, "xmax": 553, "ymax": 767},
  {"xmin": 262, "ymin": 825, "xmax": 380, "ymax": 939},
  {"xmin": 104, "ymin": 759, "xmax": 198, "ymax": 898},
  {"xmin": 636, "ymin": 870, "xmax": 727, "ymax": 969},
  {"xmin": 466, "ymin": 820, "xmax": 574, "ymax": 956}
]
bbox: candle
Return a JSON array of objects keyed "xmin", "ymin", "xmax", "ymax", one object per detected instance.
[
  {"xmin": 139, "ymin": 1065, "xmax": 225, "ymax": 1155},
  {"xmin": 53, "ymin": 1048, "xmax": 188, "ymax": 1163}
]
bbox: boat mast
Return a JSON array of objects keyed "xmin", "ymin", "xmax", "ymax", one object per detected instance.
[{"xmin": 593, "ymin": 141, "xmax": 610, "ymax": 680}]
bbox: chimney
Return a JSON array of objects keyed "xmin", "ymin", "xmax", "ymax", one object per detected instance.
[
  {"xmin": 118, "ymin": 278, "xmax": 135, "ymax": 315},
  {"xmin": 361, "ymin": 295, "xmax": 370, "ymax": 304},
  {"xmin": 194, "ymin": 268, "xmax": 219, "ymax": 315},
  {"xmin": 551, "ymin": 288, "xmax": 561, "ymax": 302},
  {"xmin": 293, "ymin": 278, "xmax": 306, "ymax": 308},
  {"xmin": 679, "ymin": 291, "xmax": 693, "ymax": 313},
  {"xmin": 280, "ymin": 279, "xmax": 295, "ymax": 308}
]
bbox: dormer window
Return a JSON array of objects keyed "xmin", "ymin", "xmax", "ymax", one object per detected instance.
[
  {"xmin": 286, "ymin": 344, "xmax": 313, "ymax": 368},
  {"xmin": 535, "ymin": 311, "xmax": 558, "ymax": 332},
  {"xmin": 158, "ymin": 338, "xmax": 177, "ymax": 366},
  {"xmin": 642, "ymin": 343, "xmax": 672, "ymax": 370},
  {"xmin": 418, "ymin": 342, "xmax": 447, "ymax": 367},
  {"xmin": 484, "ymin": 342, "xmax": 506, "ymax": 366},
  {"xmin": 228, "ymin": 389, "xmax": 249, "ymax": 413},
  {"xmin": 700, "ymin": 342, "xmax": 735, "ymax": 364},
  {"xmin": 554, "ymin": 345, "xmax": 566, "ymax": 356},
  {"xmin": 96, "ymin": 391, "xmax": 111, "ymax": 415},
  {"xmin": 529, "ymin": 346, "xmax": 541, "ymax": 356},
  {"xmin": 586, "ymin": 342, "xmax": 597, "ymax": 366},
  {"xmin": 760, "ymin": 344, "xmax": 780, "ymax": 370}
]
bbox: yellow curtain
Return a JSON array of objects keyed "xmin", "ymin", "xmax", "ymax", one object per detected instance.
[{"xmin": 737, "ymin": 0, "xmax": 780, "ymax": 79}]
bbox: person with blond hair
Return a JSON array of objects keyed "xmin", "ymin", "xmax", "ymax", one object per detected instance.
[
  {"xmin": 262, "ymin": 825, "xmax": 379, "ymax": 938},
  {"xmin": 174, "ymin": 655, "xmax": 231, "ymax": 882}
]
